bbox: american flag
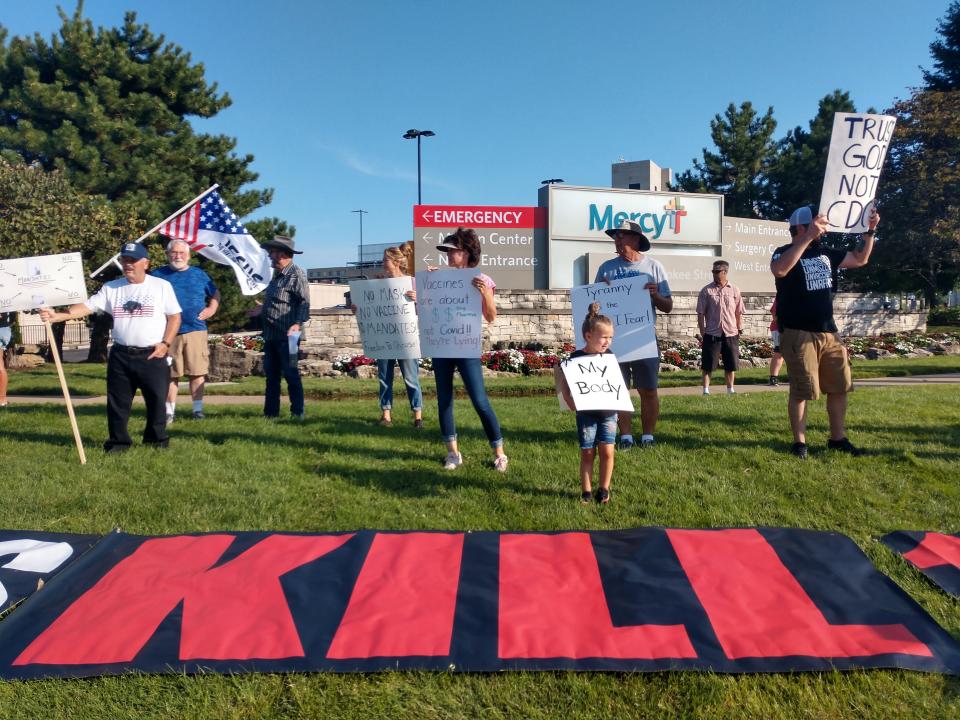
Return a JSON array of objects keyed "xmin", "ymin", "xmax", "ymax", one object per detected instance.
[
  {"xmin": 158, "ymin": 189, "xmax": 272, "ymax": 295},
  {"xmin": 161, "ymin": 190, "xmax": 248, "ymax": 252}
]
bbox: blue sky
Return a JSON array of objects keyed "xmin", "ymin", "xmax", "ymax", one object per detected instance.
[{"xmin": 2, "ymin": 0, "xmax": 949, "ymax": 270}]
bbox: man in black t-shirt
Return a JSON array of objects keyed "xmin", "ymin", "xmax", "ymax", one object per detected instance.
[{"xmin": 770, "ymin": 205, "xmax": 879, "ymax": 459}]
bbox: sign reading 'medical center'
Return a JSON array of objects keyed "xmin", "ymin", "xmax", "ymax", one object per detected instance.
[{"xmin": 414, "ymin": 205, "xmax": 546, "ymax": 289}]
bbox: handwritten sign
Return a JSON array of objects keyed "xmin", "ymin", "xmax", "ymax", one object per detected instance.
[
  {"xmin": 416, "ymin": 269, "xmax": 483, "ymax": 358},
  {"xmin": 349, "ymin": 277, "xmax": 421, "ymax": 360},
  {"xmin": 558, "ymin": 353, "xmax": 633, "ymax": 412},
  {"xmin": 570, "ymin": 276, "xmax": 657, "ymax": 362},
  {"xmin": 0, "ymin": 253, "xmax": 88, "ymax": 312},
  {"xmin": 819, "ymin": 112, "xmax": 896, "ymax": 233}
]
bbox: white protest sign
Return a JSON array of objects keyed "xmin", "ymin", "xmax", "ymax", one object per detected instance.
[
  {"xmin": 570, "ymin": 276, "xmax": 657, "ymax": 362},
  {"xmin": 349, "ymin": 276, "xmax": 421, "ymax": 360},
  {"xmin": 0, "ymin": 253, "xmax": 88, "ymax": 312},
  {"xmin": 558, "ymin": 353, "xmax": 633, "ymax": 412},
  {"xmin": 819, "ymin": 112, "xmax": 896, "ymax": 233},
  {"xmin": 416, "ymin": 269, "xmax": 483, "ymax": 359}
]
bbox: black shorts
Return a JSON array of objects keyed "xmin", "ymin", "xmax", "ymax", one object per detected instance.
[{"xmin": 701, "ymin": 334, "xmax": 740, "ymax": 373}]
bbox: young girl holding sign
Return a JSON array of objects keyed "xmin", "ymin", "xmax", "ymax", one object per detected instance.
[{"xmin": 556, "ymin": 303, "xmax": 617, "ymax": 504}]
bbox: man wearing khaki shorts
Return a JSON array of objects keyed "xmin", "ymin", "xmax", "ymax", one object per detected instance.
[
  {"xmin": 152, "ymin": 239, "xmax": 220, "ymax": 422},
  {"xmin": 770, "ymin": 205, "xmax": 879, "ymax": 459}
]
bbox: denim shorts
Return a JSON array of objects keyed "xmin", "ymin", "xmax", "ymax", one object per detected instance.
[
  {"xmin": 0, "ymin": 326, "xmax": 11, "ymax": 350},
  {"xmin": 576, "ymin": 411, "xmax": 618, "ymax": 450}
]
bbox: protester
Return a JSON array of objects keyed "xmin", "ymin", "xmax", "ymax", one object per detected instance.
[
  {"xmin": 696, "ymin": 260, "xmax": 744, "ymax": 395},
  {"xmin": 555, "ymin": 303, "xmax": 618, "ymax": 504},
  {"xmin": 40, "ymin": 242, "xmax": 181, "ymax": 452},
  {"xmin": 152, "ymin": 239, "xmax": 220, "ymax": 423},
  {"xmin": 770, "ymin": 205, "xmax": 880, "ymax": 459},
  {"xmin": 594, "ymin": 219, "xmax": 672, "ymax": 448},
  {"xmin": 768, "ymin": 298, "xmax": 785, "ymax": 386},
  {"xmin": 0, "ymin": 311, "xmax": 12, "ymax": 407},
  {"xmin": 257, "ymin": 235, "xmax": 310, "ymax": 419},
  {"xmin": 351, "ymin": 242, "xmax": 423, "ymax": 428},
  {"xmin": 431, "ymin": 228, "xmax": 508, "ymax": 472}
]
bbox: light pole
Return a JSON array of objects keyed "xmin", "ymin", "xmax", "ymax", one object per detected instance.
[
  {"xmin": 403, "ymin": 129, "xmax": 435, "ymax": 204},
  {"xmin": 352, "ymin": 209, "xmax": 368, "ymax": 269}
]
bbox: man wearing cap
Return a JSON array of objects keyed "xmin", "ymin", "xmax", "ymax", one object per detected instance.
[
  {"xmin": 697, "ymin": 260, "xmax": 745, "ymax": 395},
  {"xmin": 152, "ymin": 239, "xmax": 220, "ymax": 423},
  {"xmin": 40, "ymin": 242, "xmax": 182, "ymax": 452},
  {"xmin": 594, "ymin": 219, "xmax": 673, "ymax": 449},
  {"xmin": 257, "ymin": 235, "xmax": 310, "ymax": 419},
  {"xmin": 770, "ymin": 205, "xmax": 879, "ymax": 459}
]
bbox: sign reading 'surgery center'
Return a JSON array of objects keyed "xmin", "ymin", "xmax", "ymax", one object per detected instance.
[{"xmin": 414, "ymin": 205, "xmax": 546, "ymax": 289}]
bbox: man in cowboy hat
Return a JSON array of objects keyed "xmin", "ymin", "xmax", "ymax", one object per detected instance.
[
  {"xmin": 594, "ymin": 219, "xmax": 673, "ymax": 449},
  {"xmin": 257, "ymin": 235, "xmax": 310, "ymax": 419}
]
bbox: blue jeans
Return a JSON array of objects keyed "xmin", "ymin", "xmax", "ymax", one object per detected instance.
[
  {"xmin": 432, "ymin": 357, "xmax": 503, "ymax": 447},
  {"xmin": 377, "ymin": 358, "xmax": 422, "ymax": 411},
  {"xmin": 263, "ymin": 337, "xmax": 304, "ymax": 417},
  {"xmin": 576, "ymin": 412, "xmax": 618, "ymax": 450}
]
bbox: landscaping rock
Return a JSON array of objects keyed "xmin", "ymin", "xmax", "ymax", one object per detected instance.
[
  {"xmin": 349, "ymin": 365, "xmax": 378, "ymax": 379},
  {"xmin": 207, "ymin": 344, "xmax": 252, "ymax": 381},
  {"xmin": 865, "ymin": 348, "xmax": 892, "ymax": 360},
  {"xmin": 298, "ymin": 360, "xmax": 335, "ymax": 377},
  {"xmin": 10, "ymin": 353, "xmax": 44, "ymax": 369},
  {"xmin": 659, "ymin": 363, "xmax": 681, "ymax": 372},
  {"xmin": 931, "ymin": 342, "xmax": 960, "ymax": 355}
]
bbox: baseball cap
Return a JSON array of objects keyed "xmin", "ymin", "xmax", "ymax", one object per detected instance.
[
  {"xmin": 788, "ymin": 207, "xmax": 814, "ymax": 226},
  {"xmin": 119, "ymin": 242, "xmax": 149, "ymax": 260}
]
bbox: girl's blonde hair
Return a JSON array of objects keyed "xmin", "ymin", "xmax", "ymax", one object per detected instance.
[
  {"xmin": 581, "ymin": 302, "xmax": 613, "ymax": 337},
  {"xmin": 384, "ymin": 241, "xmax": 415, "ymax": 276}
]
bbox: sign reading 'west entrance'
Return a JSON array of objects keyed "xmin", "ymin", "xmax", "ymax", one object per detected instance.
[{"xmin": 413, "ymin": 205, "xmax": 546, "ymax": 289}]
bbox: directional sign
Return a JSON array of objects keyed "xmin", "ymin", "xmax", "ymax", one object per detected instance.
[
  {"xmin": 0, "ymin": 253, "xmax": 88, "ymax": 312},
  {"xmin": 413, "ymin": 205, "xmax": 546, "ymax": 289}
]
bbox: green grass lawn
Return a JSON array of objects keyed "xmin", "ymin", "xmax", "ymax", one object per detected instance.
[
  {"xmin": 0, "ymin": 379, "xmax": 958, "ymax": 718},
  {"xmin": 7, "ymin": 353, "xmax": 960, "ymax": 399}
]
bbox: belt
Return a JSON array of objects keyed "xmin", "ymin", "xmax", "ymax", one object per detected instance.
[{"xmin": 113, "ymin": 343, "xmax": 158, "ymax": 353}]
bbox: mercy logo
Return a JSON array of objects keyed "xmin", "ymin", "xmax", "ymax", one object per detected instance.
[{"xmin": 589, "ymin": 197, "xmax": 688, "ymax": 239}]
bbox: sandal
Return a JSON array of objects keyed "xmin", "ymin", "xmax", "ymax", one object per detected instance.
[
  {"xmin": 580, "ymin": 491, "xmax": 592, "ymax": 504},
  {"xmin": 595, "ymin": 488, "xmax": 610, "ymax": 504}
]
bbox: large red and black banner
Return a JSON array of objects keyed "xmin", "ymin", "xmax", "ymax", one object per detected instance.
[
  {"xmin": 881, "ymin": 531, "xmax": 960, "ymax": 598},
  {"xmin": 0, "ymin": 531, "xmax": 99, "ymax": 612},
  {"xmin": 0, "ymin": 528, "xmax": 957, "ymax": 680}
]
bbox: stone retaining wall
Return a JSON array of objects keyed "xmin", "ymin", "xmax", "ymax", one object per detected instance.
[{"xmin": 304, "ymin": 290, "xmax": 926, "ymax": 352}]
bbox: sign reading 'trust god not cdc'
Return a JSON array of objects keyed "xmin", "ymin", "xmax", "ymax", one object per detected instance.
[{"xmin": 414, "ymin": 205, "xmax": 546, "ymax": 289}]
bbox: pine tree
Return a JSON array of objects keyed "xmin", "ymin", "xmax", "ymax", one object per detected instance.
[
  {"xmin": 923, "ymin": 1, "xmax": 960, "ymax": 91},
  {"xmin": 675, "ymin": 102, "xmax": 777, "ymax": 218}
]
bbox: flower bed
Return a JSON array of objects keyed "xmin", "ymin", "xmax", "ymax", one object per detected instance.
[
  {"xmin": 210, "ymin": 333, "xmax": 264, "ymax": 352},
  {"xmin": 318, "ymin": 332, "xmax": 960, "ymax": 376}
]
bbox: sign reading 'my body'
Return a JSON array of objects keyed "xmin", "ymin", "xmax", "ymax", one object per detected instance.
[
  {"xmin": 416, "ymin": 269, "xmax": 483, "ymax": 358},
  {"xmin": 349, "ymin": 277, "xmax": 420, "ymax": 360},
  {"xmin": 0, "ymin": 253, "xmax": 88, "ymax": 312},
  {"xmin": 819, "ymin": 112, "xmax": 896, "ymax": 232},
  {"xmin": 570, "ymin": 276, "xmax": 657, "ymax": 362},
  {"xmin": 414, "ymin": 205, "xmax": 546, "ymax": 289},
  {"xmin": 0, "ymin": 528, "xmax": 957, "ymax": 680},
  {"xmin": 558, "ymin": 354, "xmax": 633, "ymax": 412}
]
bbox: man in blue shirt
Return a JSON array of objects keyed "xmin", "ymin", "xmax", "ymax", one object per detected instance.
[
  {"xmin": 152, "ymin": 239, "xmax": 220, "ymax": 422},
  {"xmin": 594, "ymin": 220, "xmax": 673, "ymax": 449}
]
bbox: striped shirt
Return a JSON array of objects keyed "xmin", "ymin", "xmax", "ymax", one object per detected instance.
[{"xmin": 261, "ymin": 262, "xmax": 310, "ymax": 341}]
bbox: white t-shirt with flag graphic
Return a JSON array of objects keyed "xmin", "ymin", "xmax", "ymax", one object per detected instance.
[{"xmin": 85, "ymin": 275, "xmax": 181, "ymax": 347}]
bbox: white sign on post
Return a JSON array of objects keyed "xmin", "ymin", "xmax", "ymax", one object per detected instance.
[
  {"xmin": 570, "ymin": 276, "xmax": 657, "ymax": 362},
  {"xmin": 558, "ymin": 353, "xmax": 633, "ymax": 412},
  {"xmin": 819, "ymin": 112, "xmax": 896, "ymax": 233},
  {"xmin": 416, "ymin": 269, "xmax": 483, "ymax": 359},
  {"xmin": 0, "ymin": 253, "xmax": 88, "ymax": 312},
  {"xmin": 349, "ymin": 277, "xmax": 421, "ymax": 360}
]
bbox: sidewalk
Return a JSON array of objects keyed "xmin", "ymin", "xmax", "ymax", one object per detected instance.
[{"xmin": 5, "ymin": 374, "xmax": 959, "ymax": 405}]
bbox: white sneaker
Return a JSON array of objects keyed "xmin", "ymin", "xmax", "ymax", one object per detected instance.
[
  {"xmin": 494, "ymin": 455, "xmax": 509, "ymax": 473},
  {"xmin": 443, "ymin": 452, "xmax": 463, "ymax": 470},
  {"xmin": 702, "ymin": 387, "xmax": 710, "ymax": 395},
  {"xmin": 727, "ymin": 387, "xmax": 736, "ymax": 394}
]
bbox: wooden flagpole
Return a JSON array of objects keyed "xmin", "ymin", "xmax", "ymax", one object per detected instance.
[
  {"xmin": 89, "ymin": 183, "xmax": 220, "ymax": 279},
  {"xmin": 44, "ymin": 319, "xmax": 86, "ymax": 465}
]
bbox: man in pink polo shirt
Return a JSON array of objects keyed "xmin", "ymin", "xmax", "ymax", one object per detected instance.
[{"xmin": 696, "ymin": 260, "xmax": 745, "ymax": 395}]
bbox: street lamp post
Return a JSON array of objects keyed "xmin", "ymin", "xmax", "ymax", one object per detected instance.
[
  {"xmin": 403, "ymin": 129, "xmax": 435, "ymax": 204},
  {"xmin": 352, "ymin": 209, "xmax": 368, "ymax": 270}
]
